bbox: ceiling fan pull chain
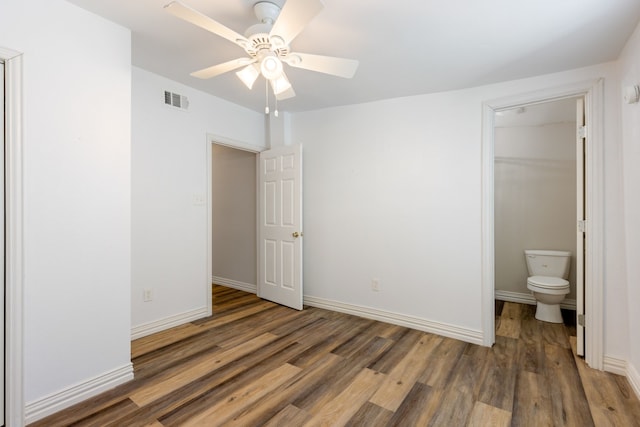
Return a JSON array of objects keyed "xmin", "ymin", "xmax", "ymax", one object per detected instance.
[
  {"xmin": 265, "ymin": 78, "xmax": 270, "ymax": 115},
  {"xmin": 275, "ymin": 95, "xmax": 279, "ymax": 117}
]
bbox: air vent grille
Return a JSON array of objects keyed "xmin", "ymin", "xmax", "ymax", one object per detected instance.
[{"xmin": 164, "ymin": 90, "xmax": 189, "ymax": 111}]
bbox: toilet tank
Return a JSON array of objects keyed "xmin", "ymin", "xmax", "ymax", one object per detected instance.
[{"xmin": 524, "ymin": 250, "xmax": 571, "ymax": 279}]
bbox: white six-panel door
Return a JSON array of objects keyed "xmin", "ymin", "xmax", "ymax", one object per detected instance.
[{"xmin": 258, "ymin": 144, "xmax": 303, "ymax": 310}]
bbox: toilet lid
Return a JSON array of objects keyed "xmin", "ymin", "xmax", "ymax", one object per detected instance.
[{"xmin": 528, "ymin": 275, "xmax": 570, "ymax": 289}]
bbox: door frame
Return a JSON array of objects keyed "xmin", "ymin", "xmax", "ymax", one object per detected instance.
[
  {"xmin": 1, "ymin": 46, "xmax": 25, "ymax": 426},
  {"xmin": 481, "ymin": 79, "xmax": 604, "ymax": 369},
  {"xmin": 206, "ymin": 134, "xmax": 266, "ymax": 314}
]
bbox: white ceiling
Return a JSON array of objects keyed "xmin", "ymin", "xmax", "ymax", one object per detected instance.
[{"xmin": 67, "ymin": 0, "xmax": 640, "ymax": 113}]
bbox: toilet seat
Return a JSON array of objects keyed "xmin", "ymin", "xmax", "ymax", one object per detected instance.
[
  {"xmin": 528, "ymin": 275, "xmax": 569, "ymax": 289},
  {"xmin": 527, "ymin": 275, "xmax": 569, "ymax": 291}
]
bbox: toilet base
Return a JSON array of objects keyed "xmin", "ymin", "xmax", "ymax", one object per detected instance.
[{"xmin": 535, "ymin": 301, "xmax": 564, "ymax": 323}]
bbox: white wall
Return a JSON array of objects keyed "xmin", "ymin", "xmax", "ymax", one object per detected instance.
[
  {"xmin": 290, "ymin": 62, "xmax": 626, "ymax": 353},
  {"xmin": 495, "ymin": 122, "xmax": 577, "ymax": 300},
  {"xmin": 212, "ymin": 145, "xmax": 257, "ymax": 287},
  {"xmin": 1, "ymin": 0, "xmax": 132, "ymax": 415},
  {"xmin": 131, "ymin": 67, "xmax": 264, "ymax": 332},
  {"xmin": 618, "ymin": 20, "xmax": 640, "ymax": 391}
]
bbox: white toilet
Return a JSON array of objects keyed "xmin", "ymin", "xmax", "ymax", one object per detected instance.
[{"xmin": 525, "ymin": 249, "xmax": 571, "ymax": 323}]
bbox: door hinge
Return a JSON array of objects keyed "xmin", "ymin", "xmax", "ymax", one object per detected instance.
[
  {"xmin": 578, "ymin": 314, "xmax": 586, "ymax": 327},
  {"xmin": 578, "ymin": 220, "xmax": 586, "ymax": 233},
  {"xmin": 578, "ymin": 126, "xmax": 587, "ymax": 139}
]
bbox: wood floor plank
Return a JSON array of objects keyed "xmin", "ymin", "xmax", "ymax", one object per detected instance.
[
  {"xmin": 369, "ymin": 332, "xmax": 442, "ymax": 411},
  {"xmin": 292, "ymin": 335, "xmax": 394, "ymax": 414},
  {"xmin": 263, "ymin": 404, "xmax": 312, "ymax": 426},
  {"xmin": 344, "ymin": 402, "xmax": 394, "ymax": 426},
  {"xmin": 386, "ymin": 381, "xmax": 441, "ymax": 426},
  {"xmin": 303, "ymin": 368, "xmax": 386, "ymax": 426},
  {"xmin": 131, "ymin": 322, "xmax": 203, "ymax": 359},
  {"xmin": 29, "ymin": 397, "xmax": 139, "ymax": 427},
  {"xmin": 427, "ymin": 352, "xmax": 488, "ymax": 426},
  {"xmin": 518, "ymin": 304, "xmax": 540, "ymax": 345},
  {"xmin": 178, "ymin": 363, "xmax": 302, "ymax": 427},
  {"xmin": 496, "ymin": 317, "xmax": 521, "ymax": 339},
  {"xmin": 477, "ymin": 335, "xmax": 519, "ymax": 411},
  {"xmin": 467, "ymin": 401, "xmax": 512, "ymax": 427},
  {"xmin": 511, "ymin": 370, "xmax": 553, "ymax": 427},
  {"xmin": 501, "ymin": 301, "xmax": 522, "ymax": 319},
  {"xmin": 286, "ymin": 318, "xmax": 373, "ymax": 369},
  {"xmin": 545, "ymin": 343, "xmax": 595, "ymax": 426},
  {"xmin": 108, "ymin": 363, "xmax": 249, "ymax": 427},
  {"xmin": 542, "ymin": 321, "xmax": 571, "ymax": 349},
  {"xmin": 416, "ymin": 336, "xmax": 467, "ymax": 388},
  {"xmin": 158, "ymin": 341, "xmax": 307, "ymax": 426},
  {"xmin": 130, "ymin": 332, "xmax": 279, "ymax": 406},
  {"xmin": 367, "ymin": 328, "xmax": 424, "ymax": 374},
  {"xmin": 224, "ymin": 353, "xmax": 343, "ymax": 426}
]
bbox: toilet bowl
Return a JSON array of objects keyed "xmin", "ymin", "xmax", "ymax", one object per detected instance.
[{"xmin": 525, "ymin": 250, "xmax": 571, "ymax": 323}]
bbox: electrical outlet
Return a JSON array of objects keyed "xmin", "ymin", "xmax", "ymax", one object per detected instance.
[
  {"xmin": 143, "ymin": 288, "xmax": 153, "ymax": 302},
  {"xmin": 371, "ymin": 278, "xmax": 380, "ymax": 292}
]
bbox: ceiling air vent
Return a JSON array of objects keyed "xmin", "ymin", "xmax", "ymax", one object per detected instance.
[{"xmin": 164, "ymin": 90, "xmax": 189, "ymax": 111}]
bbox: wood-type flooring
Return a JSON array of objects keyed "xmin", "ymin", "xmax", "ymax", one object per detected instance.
[{"xmin": 31, "ymin": 285, "xmax": 640, "ymax": 426}]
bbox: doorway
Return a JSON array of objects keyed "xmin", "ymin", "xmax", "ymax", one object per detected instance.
[
  {"xmin": 481, "ymin": 80, "xmax": 605, "ymax": 369},
  {"xmin": 210, "ymin": 143, "xmax": 258, "ymax": 297},
  {"xmin": 493, "ymin": 97, "xmax": 583, "ymax": 337}
]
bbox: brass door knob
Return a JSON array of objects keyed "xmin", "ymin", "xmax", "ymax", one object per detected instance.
[{"xmin": 292, "ymin": 232, "xmax": 303, "ymax": 238}]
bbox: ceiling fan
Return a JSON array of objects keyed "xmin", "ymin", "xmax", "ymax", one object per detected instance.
[{"xmin": 164, "ymin": 0, "xmax": 359, "ymax": 104}]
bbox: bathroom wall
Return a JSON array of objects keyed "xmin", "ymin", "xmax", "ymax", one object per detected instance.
[
  {"xmin": 211, "ymin": 144, "xmax": 257, "ymax": 288},
  {"xmin": 494, "ymin": 114, "xmax": 578, "ymax": 303}
]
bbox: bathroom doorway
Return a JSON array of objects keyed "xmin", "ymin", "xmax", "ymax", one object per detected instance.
[
  {"xmin": 482, "ymin": 79, "xmax": 604, "ymax": 368},
  {"xmin": 493, "ymin": 97, "xmax": 585, "ymax": 349}
]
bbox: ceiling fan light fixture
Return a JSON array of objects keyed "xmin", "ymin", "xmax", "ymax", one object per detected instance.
[
  {"xmin": 260, "ymin": 54, "xmax": 283, "ymax": 80},
  {"xmin": 269, "ymin": 73, "xmax": 291, "ymax": 95},
  {"xmin": 236, "ymin": 64, "xmax": 260, "ymax": 89}
]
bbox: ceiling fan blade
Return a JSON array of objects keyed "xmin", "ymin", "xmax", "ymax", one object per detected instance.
[
  {"xmin": 191, "ymin": 58, "xmax": 254, "ymax": 79},
  {"xmin": 165, "ymin": 1, "xmax": 248, "ymax": 47},
  {"xmin": 270, "ymin": 0, "xmax": 324, "ymax": 45},
  {"xmin": 284, "ymin": 52, "xmax": 359, "ymax": 78},
  {"xmin": 276, "ymin": 85, "xmax": 296, "ymax": 101}
]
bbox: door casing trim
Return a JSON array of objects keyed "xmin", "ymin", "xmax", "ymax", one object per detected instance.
[
  {"xmin": 1, "ymin": 45, "xmax": 25, "ymax": 426},
  {"xmin": 481, "ymin": 79, "xmax": 604, "ymax": 369}
]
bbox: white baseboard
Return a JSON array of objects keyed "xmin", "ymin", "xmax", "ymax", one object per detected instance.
[
  {"xmin": 495, "ymin": 289, "xmax": 577, "ymax": 310},
  {"xmin": 603, "ymin": 356, "xmax": 627, "ymax": 376},
  {"xmin": 131, "ymin": 306, "xmax": 209, "ymax": 340},
  {"xmin": 212, "ymin": 276, "xmax": 257, "ymax": 294},
  {"xmin": 303, "ymin": 295, "xmax": 484, "ymax": 346},
  {"xmin": 627, "ymin": 362, "xmax": 640, "ymax": 401},
  {"xmin": 603, "ymin": 357, "xmax": 640, "ymax": 401},
  {"xmin": 25, "ymin": 363, "xmax": 133, "ymax": 424}
]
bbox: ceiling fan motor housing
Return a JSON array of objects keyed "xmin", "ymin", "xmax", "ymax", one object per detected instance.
[{"xmin": 243, "ymin": 1, "xmax": 288, "ymax": 58}]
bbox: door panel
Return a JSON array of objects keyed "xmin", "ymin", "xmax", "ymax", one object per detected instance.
[
  {"xmin": 1, "ymin": 60, "xmax": 5, "ymax": 426},
  {"xmin": 258, "ymin": 145, "xmax": 303, "ymax": 310},
  {"xmin": 576, "ymin": 97, "xmax": 586, "ymax": 356}
]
